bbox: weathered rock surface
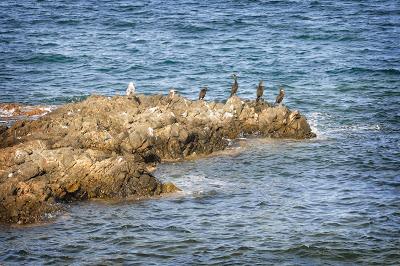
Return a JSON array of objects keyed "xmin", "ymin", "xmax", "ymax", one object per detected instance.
[{"xmin": 0, "ymin": 94, "xmax": 315, "ymax": 224}]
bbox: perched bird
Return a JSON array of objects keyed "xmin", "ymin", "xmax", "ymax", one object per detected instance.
[
  {"xmin": 256, "ymin": 80, "xmax": 264, "ymax": 102},
  {"xmin": 230, "ymin": 73, "xmax": 238, "ymax": 97},
  {"xmin": 275, "ymin": 87, "xmax": 285, "ymax": 105},
  {"xmin": 126, "ymin": 82, "xmax": 136, "ymax": 98},
  {"xmin": 168, "ymin": 88, "xmax": 176, "ymax": 99},
  {"xmin": 199, "ymin": 86, "xmax": 208, "ymax": 100}
]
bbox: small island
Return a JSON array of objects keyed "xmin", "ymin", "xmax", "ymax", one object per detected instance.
[{"xmin": 0, "ymin": 94, "xmax": 315, "ymax": 224}]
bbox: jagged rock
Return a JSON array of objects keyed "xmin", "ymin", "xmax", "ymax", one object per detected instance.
[
  {"xmin": 0, "ymin": 124, "xmax": 7, "ymax": 135},
  {"xmin": 0, "ymin": 94, "xmax": 315, "ymax": 224},
  {"xmin": 162, "ymin": 182, "xmax": 181, "ymax": 193}
]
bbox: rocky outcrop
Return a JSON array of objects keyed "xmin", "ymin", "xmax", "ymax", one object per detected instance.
[
  {"xmin": 0, "ymin": 94, "xmax": 315, "ymax": 224},
  {"xmin": 0, "ymin": 103, "xmax": 53, "ymax": 121}
]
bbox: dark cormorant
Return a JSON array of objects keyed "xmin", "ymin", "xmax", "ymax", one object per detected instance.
[
  {"xmin": 256, "ymin": 80, "xmax": 264, "ymax": 102},
  {"xmin": 199, "ymin": 86, "xmax": 208, "ymax": 100},
  {"xmin": 275, "ymin": 88, "xmax": 285, "ymax": 105},
  {"xmin": 230, "ymin": 74, "xmax": 238, "ymax": 97}
]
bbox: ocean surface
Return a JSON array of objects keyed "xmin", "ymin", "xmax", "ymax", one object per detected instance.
[{"xmin": 1, "ymin": 0, "xmax": 400, "ymax": 265}]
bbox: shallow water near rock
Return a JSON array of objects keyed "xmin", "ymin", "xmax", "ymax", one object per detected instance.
[{"xmin": 1, "ymin": 0, "xmax": 399, "ymax": 264}]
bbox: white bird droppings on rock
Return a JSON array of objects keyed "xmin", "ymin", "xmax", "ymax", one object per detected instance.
[
  {"xmin": 148, "ymin": 107, "xmax": 159, "ymax": 113},
  {"xmin": 223, "ymin": 112, "xmax": 234, "ymax": 119},
  {"xmin": 147, "ymin": 127, "xmax": 154, "ymax": 137}
]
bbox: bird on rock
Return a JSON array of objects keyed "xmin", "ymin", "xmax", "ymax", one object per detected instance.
[
  {"xmin": 230, "ymin": 73, "xmax": 238, "ymax": 98},
  {"xmin": 275, "ymin": 87, "xmax": 285, "ymax": 105},
  {"xmin": 126, "ymin": 82, "xmax": 135, "ymax": 98},
  {"xmin": 168, "ymin": 88, "xmax": 176, "ymax": 99},
  {"xmin": 256, "ymin": 80, "xmax": 265, "ymax": 102},
  {"xmin": 199, "ymin": 86, "xmax": 208, "ymax": 100}
]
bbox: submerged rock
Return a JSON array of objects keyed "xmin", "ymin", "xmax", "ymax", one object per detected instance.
[{"xmin": 0, "ymin": 94, "xmax": 315, "ymax": 224}]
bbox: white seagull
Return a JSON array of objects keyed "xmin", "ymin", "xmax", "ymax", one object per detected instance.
[
  {"xmin": 126, "ymin": 82, "xmax": 136, "ymax": 97},
  {"xmin": 168, "ymin": 89, "xmax": 176, "ymax": 98}
]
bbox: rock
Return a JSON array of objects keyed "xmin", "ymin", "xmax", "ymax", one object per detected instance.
[
  {"xmin": 224, "ymin": 95, "xmax": 243, "ymax": 116},
  {"xmin": 0, "ymin": 94, "xmax": 315, "ymax": 224},
  {"xmin": 0, "ymin": 124, "xmax": 7, "ymax": 134},
  {"xmin": 162, "ymin": 182, "xmax": 181, "ymax": 193},
  {"xmin": 0, "ymin": 103, "xmax": 50, "ymax": 119},
  {"xmin": 66, "ymin": 182, "xmax": 80, "ymax": 193},
  {"xmin": 170, "ymin": 123, "xmax": 179, "ymax": 138}
]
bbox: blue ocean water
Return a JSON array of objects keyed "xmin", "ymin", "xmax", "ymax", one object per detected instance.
[{"xmin": 0, "ymin": 0, "xmax": 400, "ymax": 265}]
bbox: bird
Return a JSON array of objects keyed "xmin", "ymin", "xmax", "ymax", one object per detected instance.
[
  {"xmin": 168, "ymin": 88, "xmax": 176, "ymax": 99},
  {"xmin": 230, "ymin": 73, "xmax": 238, "ymax": 97},
  {"xmin": 199, "ymin": 86, "xmax": 208, "ymax": 100},
  {"xmin": 275, "ymin": 87, "xmax": 285, "ymax": 105},
  {"xmin": 126, "ymin": 82, "xmax": 135, "ymax": 98},
  {"xmin": 256, "ymin": 80, "xmax": 264, "ymax": 102}
]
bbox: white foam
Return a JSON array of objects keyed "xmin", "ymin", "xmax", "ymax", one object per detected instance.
[
  {"xmin": 0, "ymin": 104, "xmax": 58, "ymax": 124},
  {"xmin": 158, "ymin": 171, "xmax": 229, "ymax": 197},
  {"xmin": 0, "ymin": 108, "xmax": 16, "ymax": 117},
  {"xmin": 307, "ymin": 112, "xmax": 329, "ymax": 140},
  {"xmin": 307, "ymin": 111, "xmax": 382, "ymax": 140},
  {"xmin": 174, "ymin": 174, "xmax": 228, "ymax": 196}
]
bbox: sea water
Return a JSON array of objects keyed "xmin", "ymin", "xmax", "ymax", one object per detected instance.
[{"xmin": 0, "ymin": 0, "xmax": 399, "ymax": 264}]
